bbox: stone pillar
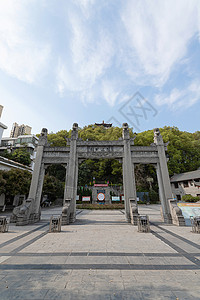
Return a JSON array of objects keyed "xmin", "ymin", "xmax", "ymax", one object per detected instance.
[
  {"xmin": 63, "ymin": 164, "xmax": 68, "ymax": 200},
  {"xmin": 132, "ymin": 163, "xmax": 137, "ymax": 199},
  {"xmin": 71, "ymin": 157, "xmax": 78, "ymax": 222},
  {"xmin": 122, "ymin": 123, "xmax": 137, "ymax": 222},
  {"xmin": 92, "ymin": 188, "xmax": 97, "ymax": 204},
  {"xmin": 63, "ymin": 123, "xmax": 78, "ymax": 223},
  {"xmin": 28, "ymin": 128, "xmax": 48, "ymax": 221},
  {"xmin": 156, "ymin": 163, "xmax": 170, "ymax": 222},
  {"xmin": 105, "ymin": 187, "xmax": 110, "ymax": 204},
  {"xmin": 154, "ymin": 128, "xmax": 172, "ymax": 223},
  {"xmin": 34, "ymin": 163, "xmax": 45, "ymax": 216}
]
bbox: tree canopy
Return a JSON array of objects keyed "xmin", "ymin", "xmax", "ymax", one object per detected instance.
[
  {"xmin": 1, "ymin": 148, "xmax": 31, "ymax": 166},
  {"xmin": 135, "ymin": 126, "xmax": 200, "ymax": 175},
  {"xmin": 46, "ymin": 124, "xmax": 200, "ymax": 180},
  {"xmin": 0, "ymin": 169, "xmax": 64, "ymax": 205},
  {"xmin": 0, "ymin": 169, "xmax": 32, "ymax": 200}
]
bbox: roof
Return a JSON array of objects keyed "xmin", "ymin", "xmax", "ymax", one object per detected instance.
[
  {"xmin": 95, "ymin": 121, "xmax": 112, "ymax": 128},
  {"xmin": 0, "ymin": 122, "xmax": 7, "ymax": 130},
  {"xmin": 1, "ymin": 137, "xmax": 16, "ymax": 141},
  {"xmin": 2, "ymin": 135, "xmax": 38, "ymax": 141},
  {"xmin": 17, "ymin": 135, "xmax": 38, "ymax": 139},
  {"xmin": 0, "ymin": 156, "xmax": 32, "ymax": 172},
  {"xmin": 170, "ymin": 169, "xmax": 200, "ymax": 182}
]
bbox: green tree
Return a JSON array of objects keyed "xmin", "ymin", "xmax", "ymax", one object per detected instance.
[
  {"xmin": 11, "ymin": 148, "xmax": 31, "ymax": 166},
  {"xmin": 0, "ymin": 172, "xmax": 6, "ymax": 195},
  {"xmin": 47, "ymin": 130, "xmax": 69, "ymax": 147},
  {"xmin": 1, "ymin": 169, "xmax": 31, "ymax": 200},
  {"xmin": 0, "ymin": 150, "xmax": 13, "ymax": 160},
  {"xmin": 42, "ymin": 175, "xmax": 64, "ymax": 201},
  {"xmin": 45, "ymin": 165, "xmax": 66, "ymax": 182},
  {"xmin": 135, "ymin": 126, "xmax": 200, "ymax": 175},
  {"xmin": 78, "ymin": 159, "xmax": 98, "ymax": 185}
]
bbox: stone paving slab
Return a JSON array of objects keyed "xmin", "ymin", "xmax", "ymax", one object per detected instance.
[{"xmin": 0, "ymin": 205, "xmax": 200, "ymax": 299}]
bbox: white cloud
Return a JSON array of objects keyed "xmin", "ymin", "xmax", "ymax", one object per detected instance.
[
  {"xmin": 155, "ymin": 80, "xmax": 200, "ymax": 110},
  {"xmin": 57, "ymin": 12, "xmax": 114, "ymax": 95},
  {"xmin": 121, "ymin": 0, "xmax": 200, "ymax": 87},
  {"xmin": 102, "ymin": 80, "xmax": 120, "ymax": 107},
  {"xmin": 57, "ymin": 0, "xmax": 200, "ymax": 107},
  {"xmin": 0, "ymin": 0, "xmax": 50, "ymax": 83},
  {"xmin": 73, "ymin": 0, "xmax": 96, "ymax": 18},
  {"xmin": 1, "ymin": 0, "xmax": 200, "ymax": 111}
]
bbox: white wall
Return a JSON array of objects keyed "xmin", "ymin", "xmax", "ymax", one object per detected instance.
[
  {"xmin": 0, "ymin": 162, "xmax": 12, "ymax": 171},
  {"xmin": 0, "ymin": 126, "xmax": 3, "ymax": 144}
]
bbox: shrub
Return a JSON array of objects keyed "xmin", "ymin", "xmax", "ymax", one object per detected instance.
[
  {"xmin": 76, "ymin": 203, "xmax": 125, "ymax": 210},
  {"xmin": 182, "ymin": 194, "xmax": 200, "ymax": 203},
  {"xmin": 149, "ymin": 190, "xmax": 159, "ymax": 204},
  {"xmin": 137, "ymin": 200, "xmax": 144, "ymax": 204}
]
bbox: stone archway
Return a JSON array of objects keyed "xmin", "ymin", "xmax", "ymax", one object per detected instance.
[{"xmin": 11, "ymin": 123, "xmax": 185, "ymax": 226}]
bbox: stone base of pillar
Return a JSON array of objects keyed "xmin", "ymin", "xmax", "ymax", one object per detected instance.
[
  {"xmin": 16, "ymin": 213, "xmax": 40, "ymax": 226},
  {"xmin": 61, "ymin": 199, "xmax": 71, "ymax": 225},
  {"xmin": 126, "ymin": 214, "xmax": 131, "ymax": 223},
  {"xmin": 61, "ymin": 216, "xmax": 70, "ymax": 225},
  {"xmin": 11, "ymin": 198, "xmax": 41, "ymax": 226},
  {"xmin": 69, "ymin": 212, "xmax": 76, "ymax": 223},
  {"xmin": 129, "ymin": 199, "xmax": 139, "ymax": 225},
  {"xmin": 133, "ymin": 215, "xmax": 139, "ymax": 225},
  {"xmin": 163, "ymin": 213, "xmax": 173, "ymax": 224},
  {"xmin": 176, "ymin": 216, "xmax": 185, "ymax": 226},
  {"xmin": 168, "ymin": 199, "xmax": 185, "ymax": 226},
  {"xmin": 160, "ymin": 207, "xmax": 173, "ymax": 224}
]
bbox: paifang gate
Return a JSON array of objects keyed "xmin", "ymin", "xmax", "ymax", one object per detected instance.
[{"xmin": 12, "ymin": 123, "xmax": 185, "ymax": 226}]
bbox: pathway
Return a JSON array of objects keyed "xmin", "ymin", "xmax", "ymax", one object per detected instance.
[{"xmin": 0, "ymin": 206, "xmax": 200, "ymax": 299}]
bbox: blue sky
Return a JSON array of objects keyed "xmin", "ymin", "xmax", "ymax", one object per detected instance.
[{"xmin": 0, "ymin": 0, "xmax": 200, "ymax": 136}]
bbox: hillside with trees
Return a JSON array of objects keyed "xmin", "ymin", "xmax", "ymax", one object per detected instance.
[{"xmin": 47, "ymin": 125, "xmax": 200, "ymax": 185}]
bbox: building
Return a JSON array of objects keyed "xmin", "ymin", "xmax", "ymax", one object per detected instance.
[
  {"xmin": 0, "ymin": 106, "xmax": 7, "ymax": 144},
  {"xmin": 95, "ymin": 121, "xmax": 112, "ymax": 128},
  {"xmin": 0, "ymin": 156, "xmax": 32, "ymax": 172},
  {"xmin": 0, "ymin": 107, "xmax": 33, "ymax": 209},
  {"xmin": 171, "ymin": 169, "xmax": 200, "ymax": 200},
  {"xmin": 0, "ymin": 105, "xmax": 3, "ymax": 117},
  {"xmin": 10, "ymin": 122, "xmax": 32, "ymax": 138},
  {"xmin": 0, "ymin": 135, "xmax": 39, "ymax": 170}
]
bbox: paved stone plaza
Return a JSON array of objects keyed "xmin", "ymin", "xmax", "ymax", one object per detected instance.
[{"xmin": 0, "ymin": 205, "xmax": 200, "ymax": 300}]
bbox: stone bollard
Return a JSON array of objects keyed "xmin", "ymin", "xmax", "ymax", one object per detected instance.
[
  {"xmin": 190, "ymin": 216, "xmax": 200, "ymax": 233},
  {"xmin": 137, "ymin": 215, "xmax": 150, "ymax": 233},
  {"xmin": 49, "ymin": 215, "xmax": 62, "ymax": 232},
  {"xmin": 0, "ymin": 216, "xmax": 9, "ymax": 233}
]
